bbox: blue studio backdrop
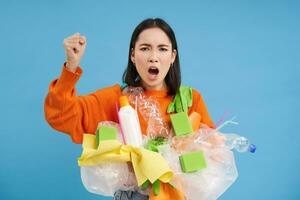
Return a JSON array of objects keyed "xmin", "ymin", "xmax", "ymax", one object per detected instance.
[{"xmin": 0, "ymin": 0, "xmax": 299, "ymax": 199}]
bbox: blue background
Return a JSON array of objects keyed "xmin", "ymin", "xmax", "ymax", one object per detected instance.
[{"xmin": 1, "ymin": 0, "xmax": 299, "ymax": 199}]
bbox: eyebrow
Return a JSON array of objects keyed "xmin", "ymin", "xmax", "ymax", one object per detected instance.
[{"xmin": 139, "ymin": 43, "xmax": 170, "ymax": 48}]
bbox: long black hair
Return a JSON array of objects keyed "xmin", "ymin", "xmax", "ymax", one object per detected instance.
[{"xmin": 122, "ymin": 18, "xmax": 181, "ymax": 96}]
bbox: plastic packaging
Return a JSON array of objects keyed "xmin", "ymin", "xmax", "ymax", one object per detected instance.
[
  {"xmin": 122, "ymin": 86, "xmax": 170, "ymax": 138},
  {"xmin": 161, "ymin": 128, "xmax": 239, "ymax": 200},
  {"xmin": 81, "ymin": 163, "xmax": 137, "ymax": 196},
  {"xmin": 223, "ymin": 134, "xmax": 256, "ymax": 153},
  {"xmin": 118, "ymin": 95, "xmax": 143, "ymax": 147}
]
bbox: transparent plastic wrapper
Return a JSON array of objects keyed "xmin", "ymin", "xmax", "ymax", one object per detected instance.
[
  {"xmin": 122, "ymin": 86, "xmax": 170, "ymax": 138},
  {"xmin": 158, "ymin": 127, "xmax": 238, "ymax": 200},
  {"xmin": 80, "ymin": 121, "xmax": 140, "ymax": 196},
  {"xmin": 81, "ymin": 163, "xmax": 137, "ymax": 196}
]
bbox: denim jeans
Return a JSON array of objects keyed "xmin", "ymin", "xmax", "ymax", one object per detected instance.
[{"xmin": 113, "ymin": 190, "xmax": 149, "ymax": 200}]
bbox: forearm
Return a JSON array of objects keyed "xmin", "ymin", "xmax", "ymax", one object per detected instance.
[{"xmin": 44, "ymin": 64, "xmax": 86, "ymax": 143}]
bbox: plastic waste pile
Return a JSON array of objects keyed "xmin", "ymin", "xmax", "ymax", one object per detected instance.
[{"xmin": 78, "ymin": 86, "xmax": 256, "ymax": 200}]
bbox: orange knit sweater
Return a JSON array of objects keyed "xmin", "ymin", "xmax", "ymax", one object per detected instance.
[{"xmin": 44, "ymin": 65, "xmax": 215, "ymax": 143}]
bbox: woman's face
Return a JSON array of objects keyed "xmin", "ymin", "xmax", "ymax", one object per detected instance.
[{"xmin": 131, "ymin": 27, "xmax": 177, "ymax": 90}]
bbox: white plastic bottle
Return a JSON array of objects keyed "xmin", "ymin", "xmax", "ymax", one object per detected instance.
[{"xmin": 118, "ymin": 95, "xmax": 143, "ymax": 147}]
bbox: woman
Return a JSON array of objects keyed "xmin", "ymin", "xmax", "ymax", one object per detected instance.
[{"xmin": 45, "ymin": 18, "xmax": 215, "ymax": 200}]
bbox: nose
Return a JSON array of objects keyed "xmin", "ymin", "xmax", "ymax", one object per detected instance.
[{"xmin": 148, "ymin": 50, "xmax": 158, "ymax": 63}]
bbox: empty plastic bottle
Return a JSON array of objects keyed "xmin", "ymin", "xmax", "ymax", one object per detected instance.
[
  {"xmin": 224, "ymin": 134, "xmax": 256, "ymax": 153},
  {"xmin": 118, "ymin": 95, "xmax": 143, "ymax": 147}
]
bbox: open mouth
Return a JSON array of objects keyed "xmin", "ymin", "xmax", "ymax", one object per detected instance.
[{"xmin": 148, "ymin": 67, "xmax": 159, "ymax": 75}]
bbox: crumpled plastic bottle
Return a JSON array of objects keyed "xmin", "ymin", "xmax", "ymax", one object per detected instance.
[{"xmin": 224, "ymin": 134, "xmax": 256, "ymax": 153}]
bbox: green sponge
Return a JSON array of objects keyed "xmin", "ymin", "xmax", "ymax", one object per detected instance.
[
  {"xmin": 170, "ymin": 112, "xmax": 193, "ymax": 136},
  {"xmin": 96, "ymin": 125, "xmax": 118, "ymax": 147},
  {"xmin": 179, "ymin": 151, "xmax": 207, "ymax": 173}
]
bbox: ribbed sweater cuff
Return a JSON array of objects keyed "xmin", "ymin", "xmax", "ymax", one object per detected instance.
[{"xmin": 56, "ymin": 63, "xmax": 83, "ymax": 92}]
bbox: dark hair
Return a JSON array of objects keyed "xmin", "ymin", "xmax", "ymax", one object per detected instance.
[{"xmin": 122, "ymin": 18, "xmax": 181, "ymax": 96}]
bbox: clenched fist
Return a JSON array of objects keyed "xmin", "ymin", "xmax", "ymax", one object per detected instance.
[{"xmin": 63, "ymin": 33, "xmax": 87, "ymax": 72}]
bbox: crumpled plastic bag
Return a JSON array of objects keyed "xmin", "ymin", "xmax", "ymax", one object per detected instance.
[
  {"xmin": 81, "ymin": 162, "xmax": 137, "ymax": 196},
  {"xmin": 158, "ymin": 127, "xmax": 238, "ymax": 200}
]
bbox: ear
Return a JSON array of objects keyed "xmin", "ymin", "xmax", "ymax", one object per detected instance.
[
  {"xmin": 171, "ymin": 49, "xmax": 177, "ymax": 63},
  {"xmin": 130, "ymin": 48, "xmax": 135, "ymax": 63}
]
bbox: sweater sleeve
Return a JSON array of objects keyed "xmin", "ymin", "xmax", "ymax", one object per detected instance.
[
  {"xmin": 44, "ymin": 64, "xmax": 121, "ymax": 144},
  {"xmin": 190, "ymin": 89, "xmax": 215, "ymax": 129}
]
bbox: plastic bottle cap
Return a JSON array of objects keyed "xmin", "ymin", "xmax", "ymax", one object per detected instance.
[
  {"xmin": 119, "ymin": 96, "xmax": 129, "ymax": 107},
  {"xmin": 249, "ymin": 144, "xmax": 256, "ymax": 153}
]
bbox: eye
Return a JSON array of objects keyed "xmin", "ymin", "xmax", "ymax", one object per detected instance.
[
  {"xmin": 140, "ymin": 47, "xmax": 149, "ymax": 51},
  {"xmin": 159, "ymin": 48, "xmax": 168, "ymax": 52}
]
